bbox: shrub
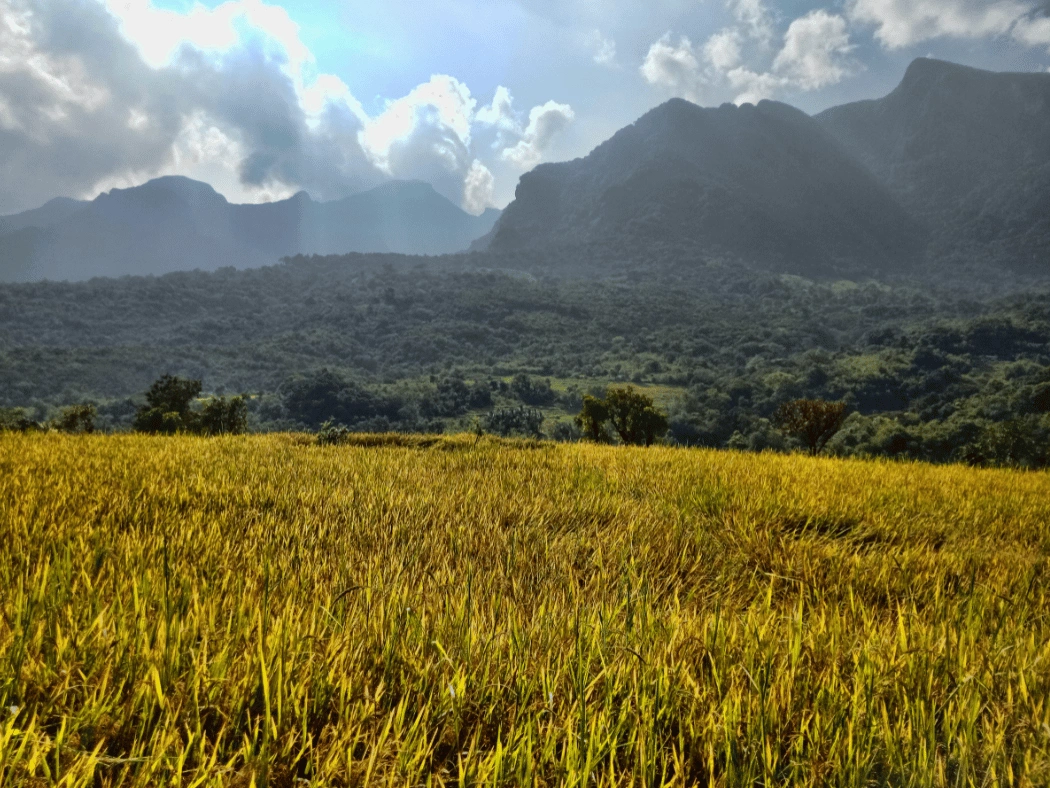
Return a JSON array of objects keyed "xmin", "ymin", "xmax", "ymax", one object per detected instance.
[
  {"xmin": 0, "ymin": 408, "xmax": 39, "ymax": 432},
  {"xmin": 52, "ymin": 404, "xmax": 97, "ymax": 434},
  {"xmin": 316, "ymin": 419, "xmax": 352, "ymax": 446},
  {"xmin": 200, "ymin": 396, "xmax": 249, "ymax": 436},
  {"xmin": 483, "ymin": 407, "xmax": 544, "ymax": 438},
  {"xmin": 134, "ymin": 375, "xmax": 203, "ymax": 434},
  {"xmin": 510, "ymin": 374, "xmax": 557, "ymax": 407}
]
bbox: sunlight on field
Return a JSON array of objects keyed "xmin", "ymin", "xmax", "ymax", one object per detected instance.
[{"xmin": 1, "ymin": 434, "xmax": 1049, "ymax": 786}]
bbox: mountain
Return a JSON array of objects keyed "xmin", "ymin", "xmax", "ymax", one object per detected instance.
[
  {"xmin": 481, "ymin": 98, "xmax": 926, "ymax": 274},
  {"xmin": 0, "ymin": 197, "xmax": 86, "ymax": 234},
  {"xmin": 0, "ymin": 177, "xmax": 500, "ymax": 282},
  {"xmin": 817, "ymin": 58, "xmax": 1050, "ymax": 269}
]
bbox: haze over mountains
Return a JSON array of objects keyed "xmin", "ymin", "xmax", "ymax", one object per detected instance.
[
  {"xmin": 818, "ymin": 58, "xmax": 1050, "ymax": 268},
  {"xmin": 0, "ymin": 179, "xmax": 500, "ymax": 282},
  {"xmin": 2, "ymin": 58, "xmax": 1049, "ymax": 283},
  {"xmin": 481, "ymin": 98, "xmax": 925, "ymax": 274},
  {"xmin": 482, "ymin": 58, "xmax": 1050, "ymax": 277}
]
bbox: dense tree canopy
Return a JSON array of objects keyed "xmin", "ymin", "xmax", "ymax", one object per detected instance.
[{"xmin": 1, "ymin": 248, "xmax": 1048, "ymax": 465}]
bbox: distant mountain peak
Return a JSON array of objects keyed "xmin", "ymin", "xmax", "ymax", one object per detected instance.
[
  {"xmin": 0, "ymin": 174, "xmax": 501, "ymax": 282},
  {"xmin": 817, "ymin": 57, "xmax": 1050, "ymax": 272},
  {"xmin": 100, "ymin": 175, "xmax": 226, "ymax": 205},
  {"xmin": 366, "ymin": 180, "xmax": 442, "ymax": 199}
]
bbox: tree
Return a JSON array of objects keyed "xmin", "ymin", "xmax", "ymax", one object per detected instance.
[
  {"xmin": 574, "ymin": 395, "xmax": 610, "ymax": 442},
  {"xmin": 144, "ymin": 375, "xmax": 202, "ymax": 417},
  {"xmin": 53, "ymin": 404, "xmax": 97, "ymax": 434},
  {"xmin": 510, "ymin": 374, "xmax": 556, "ymax": 406},
  {"xmin": 200, "ymin": 396, "xmax": 248, "ymax": 435},
  {"xmin": 282, "ymin": 369, "xmax": 400, "ymax": 429},
  {"xmin": 773, "ymin": 399, "xmax": 848, "ymax": 456},
  {"xmin": 577, "ymin": 386, "xmax": 668, "ymax": 446},
  {"xmin": 134, "ymin": 375, "xmax": 203, "ymax": 434},
  {"xmin": 0, "ymin": 408, "xmax": 39, "ymax": 432}
]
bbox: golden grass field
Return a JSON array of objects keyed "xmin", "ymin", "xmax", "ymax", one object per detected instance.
[{"xmin": 1, "ymin": 433, "xmax": 1049, "ymax": 786}]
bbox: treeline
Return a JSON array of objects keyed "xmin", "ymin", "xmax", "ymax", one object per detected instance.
[{"xmin": 2, "ymin": 251, "xmax": 1050, "ymax": 466}]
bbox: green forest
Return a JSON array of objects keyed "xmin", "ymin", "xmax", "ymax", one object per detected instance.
[{"xmin": 2, "ymin": 247, "xmax": 1050, "ymax": 466}]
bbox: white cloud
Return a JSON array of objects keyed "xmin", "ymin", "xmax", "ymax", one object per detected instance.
[
  {"xmin": 773, "ymin": 10, "xmax": 854, "ymax": 91},
  {"xmin": 361, "ymin": 75, "xmax": 476, "ymax": 172},
  {"xmin": 848, "ymin": 0, "xmax": 1043, "ymax": 49},
  {"xmin": 588, "ymin": 30, "xmax": 618, "ymax": 67},
  {"xmin": 0, "ymin": 0, "xmax": 574, "ymax": 214},
  {"xmin": 105, "ymin": 0, "xmax": 312, "ymax": 77},
  {"xmin": 1013, "ymin": 12, "xmax": 1050, "ymax": 47},
  {"xmin": 643, "ymin": 9, "xmax": 855, "ymax": 105},
  {"xmin": 704, "ymin": 29, "xmax": 743, "ymax": 72},
  {"xmin": 640, "ymin": 35, "xmax": 705, "ymax": 102},
  {"xmin": 475, "ymin": 85, "xmax": 517, "ymax": 130},
  {"xmin": 727, "ymin": 0, "xmax": 775, "ymax": 45},
  {"xmin": 501, "ymin": 100, "xmax": 575, "ymax": 168},
  {"xmin": 462, "ymin": 159, "xmax": 495, "ymax": 215},
  {"xmin": 724, "ymin": 67, "xmax": 787, "ymax": 104}
]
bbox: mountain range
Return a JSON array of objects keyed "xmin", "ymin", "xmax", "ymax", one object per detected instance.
[
  {"xmin": 481, "ymin": 58, "xmax": 1050, "ymax": 276},
  {"xmin": 479, "ymin": 97, "xmax": 925, "ymax": 274},
  {"xmin": 817, "ymin": 57, "xmax": 1050, "ymax": 269},
  {"xmin": 0, "ymin": 179, "xmax": 500, "ymax": 282},
  {"xmin": 3, "ymin": 58, "xmax": 1049, "ymax": 283}
]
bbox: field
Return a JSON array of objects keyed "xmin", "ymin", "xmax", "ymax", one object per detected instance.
[{"xmin": 1, "ymin": 434, "xmax": 1049, "ymax": 786}]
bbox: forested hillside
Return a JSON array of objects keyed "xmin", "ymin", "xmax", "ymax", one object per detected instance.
[{"xmin": 2, "ymin": 249, "xmax": 1049, "ymax": 465}]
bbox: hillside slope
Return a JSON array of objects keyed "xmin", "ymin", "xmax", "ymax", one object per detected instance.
[
  {"xmin": 817, "ymin": 58, "xmax": 1050, "ymax": 269},
  {"xmin": 484, "ymin": 98, "xmax": 925, "ymax": 275}
]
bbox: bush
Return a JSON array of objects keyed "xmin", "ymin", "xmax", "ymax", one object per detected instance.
[
  {"xmin": 510, "ymin": 374, "xmax": 557, "ymax": 407},
  {"xmin": 134, "ymin": 375, "xmax": 248, "ymax": 436},
  {"xmin": 483, "ymin": 407, "xmax": 544, "ymax": 438},
  {"xmin": 0, "ymin": 407, "xmax": 39, "ymax": 432},
  {"xmin": 134, "ymin": 375, "xmax": 203, "ymax": 434},
  {"xmin": 316, "ymin": 419, "xmax": 352, "ymax": 446},
  {"xmin": 200, "ymin": 396, "xmax": 248, "ymax": 436},
  {"xmin": 283, "ymin": 369, "xmax": 402, "ymax": 429},
  {"xmin": 550, "ymin": 420, "xmax": 582, "ymax": 442},
  {"xmin": 52, "ymin": 404, "xmax": 97, "ymax": 434},
  {"xmin": 420, "ymin": 376, "xmax": 492, "ymax": 417}
]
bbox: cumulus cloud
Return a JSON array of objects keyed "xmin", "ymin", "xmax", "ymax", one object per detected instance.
[
  {"xmin": 501, "ymin": 100, "xmax": 576, "ymax": 169},
  {"xmin": 0, "ymin": 0, "xmax": 574, "ymax": 215},
  {"xmin": 0, "ymin": 0, "xmax": 189, "ymax": 213},
  {"xmin": 772, "ymin": 10, "xmax": 854, "ymax": 91},
  {"xmin": 462, "ymin": 159, "xmax": 495, "ymax": 215},
  {"xmin": 641, "ymin": 4, "xmax": 855, "ymax": 105},
  {"xmin": 727, "ymin": 0, "xmax": 776, "ymax": 45},
  {"xmin": 704, "ymin": 30, "xmax": 743, "ymax": 72},
  {"xmin": 849, "ymin": 0, "xmax": 1050, "ymax": 50},
  {"xmin": 641, "ymin": 35, "xmax": 706, "ymax": 102},
  {"xmin": 360, "ymin": 74, "xmax": 476, "ymax": 203}
]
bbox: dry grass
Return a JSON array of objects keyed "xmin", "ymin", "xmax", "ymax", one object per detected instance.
[{"xmin": 1, "ymin": 433, "xmax": 1049, "ymax": 786}]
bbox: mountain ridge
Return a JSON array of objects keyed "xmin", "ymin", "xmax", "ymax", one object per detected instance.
[
  {"xmin": 0, "ymin": 179, "xmax": 500, "ymax": 282},
  {"xmin": 816, "ymin": 57, "xmax": 1050, "ymax": 268},
  {"xmin": 483, "ymin": 96, "xmax": 926, "ymax": 275}
]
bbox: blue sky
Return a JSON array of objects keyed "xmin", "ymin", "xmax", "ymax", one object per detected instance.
[{"xmin": 1, "ymin": 0, "xmax": 1049, "ymax": 215}]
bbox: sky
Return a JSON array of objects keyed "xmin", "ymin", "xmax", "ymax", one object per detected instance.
[{"xmin": 1, "ymin": 0, "xmax": 1049, "ymax": 216}]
